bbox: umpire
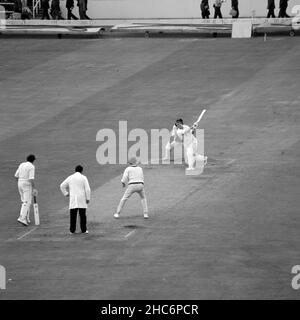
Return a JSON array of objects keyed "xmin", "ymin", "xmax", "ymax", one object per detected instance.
[{"xmin": 60, "ymin": 165, "xmax": 91, "ymax": 234}]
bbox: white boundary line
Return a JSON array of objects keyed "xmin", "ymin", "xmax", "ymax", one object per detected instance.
[{"xmin": 17, "ymin": 227, "xmax": 38, "ymax": 240}]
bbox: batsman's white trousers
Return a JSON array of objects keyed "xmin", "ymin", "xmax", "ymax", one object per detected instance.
[
  {"xmin": 18, "ymin": 180, "xmax": 32, "ymax": 220},
  {"xmin": 185, "ymin": 141, "xmax": 197, "ymax": 169},
  {"xmin": 117, "ymin": 184, "xmax": 148, "ymax": 214},
  {"xmin": 164, "ymin": 140, "xmax": 186, "ymax": 162}
]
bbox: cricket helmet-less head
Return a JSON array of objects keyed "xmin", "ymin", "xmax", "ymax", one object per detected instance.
[{"xmin": 128, "ymin": 157, "xmax": 137, "ymax": 165}]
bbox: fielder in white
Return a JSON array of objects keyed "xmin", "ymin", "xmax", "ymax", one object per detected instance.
[
  {"xmin": 15, "ymin": 154, "xmax": 37, "ymax": 226},
  {"xmin": 114, "ymin": 157, "xmax": 149, "ymax": 219},
  {"xmin": 163, "ymin": 118, "xmax": 207, "ymax": 171}
]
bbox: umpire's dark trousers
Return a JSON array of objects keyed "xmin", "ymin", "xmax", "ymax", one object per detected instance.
[{"xmin": 70, "ymin": 208, "xmax": 87, "ymax": 233}]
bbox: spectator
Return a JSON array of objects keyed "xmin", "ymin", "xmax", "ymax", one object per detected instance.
[
  {"xmin": 200, "ymin": 0, "xmax": 210, "ymax": 19},
  {"xmin": 41, "ymin": 0, "xmax": 50, "ymax": 20},
  {"xmin": 278, "ymin": 0, "xmax": 290, "ymax": 18},
  {"xmin": 21, "ymin": 0, "xmax": 32, "ymax": 19},
  {"xmin": 14, "ymin": 0, "xmax": 23, "ymax": 14},
  {"xmin": 66, "ymin": 0, "xmax": 78, "ymax": 20},
  {"xmin": 50, "ymin": 0, "xmax": 64, "ymax": 20},
  {"xmin": 231, "ymin": 0, "xmax": 239, "ymax": 18},
  {"xmin": 77, "ymin": 0, "xmax": 90, "ymax": 19},
  {"xmin": 267, "ymin": 0, "xmax": 276, "ymax": 18},
  {"xmin": 213, "ymin": 0, "xmax": 225, "ymax": 19},
  {"xmin": 85, "ymin": 0, "xmax": 90, "ymax": 19}
]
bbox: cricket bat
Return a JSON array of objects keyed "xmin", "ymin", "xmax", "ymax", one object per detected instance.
[
  {"xmin": 195, "ymin": 109, "xmax": 207, "ymax": 125},
  {"xmin": 33, "ymin": 195, "xmax": 40, "ymax": 226}
]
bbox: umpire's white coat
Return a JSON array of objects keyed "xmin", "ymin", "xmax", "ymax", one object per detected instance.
[{"xmin": 60, "ymin": 172, "xmax": 91, "ymax": 209}]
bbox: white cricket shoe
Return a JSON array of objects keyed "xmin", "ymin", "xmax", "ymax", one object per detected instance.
[
  {"xmin": 144, "ymin": 213, "xmax": 149, "ymax": 219},
  {"xmin": 114, "ymin": 213, "xmax": 120, "ymax": 219},
  {"xmin": 83, "ymin": 230, "xmax": 89, "ymax": 234},
  {"xmin": 17, "ymin": 218, "xmax": 28, "ymax": 226}
]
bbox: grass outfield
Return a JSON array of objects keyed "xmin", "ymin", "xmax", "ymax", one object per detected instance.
[{"xmin": 0, "ymin": 37, "xmax": 300, "ymax": 299}]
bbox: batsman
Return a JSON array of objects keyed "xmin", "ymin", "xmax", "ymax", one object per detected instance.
[
  {"xmin": 163, "ymin": 110, "xmax": 207, "ymax": 171},
  {"xmin": 14, "ymin": 154, "xmax": 38, "ymax": 226}
]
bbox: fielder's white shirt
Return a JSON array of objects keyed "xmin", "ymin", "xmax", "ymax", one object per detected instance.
[
  {"xmin": 60, "ymin": 172, "xmax": 91, "ymax": 209},
  {"xmin": 121, "ymin": 165, "xmax": 144, "ymax": 185},
  {"xmin": 15, "ymin": 161, "xmax": 35, "ymax": 181}
]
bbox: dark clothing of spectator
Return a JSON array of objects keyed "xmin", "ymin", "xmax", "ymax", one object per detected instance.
[
  {"xmin": 77, "ymin": 0, "xmax": 90, "ymax": 19},
  {"xmin": 213, "ymin": 0, "xmax": 223, "ymax": 19},
  {"xmin": 20, "ymin": 0, "xmax": 32, "ymax": 19},
  {"xmin": 66, "ymin": 0, "xmax": 78, "ymax": 20},
  {"xmin": 50, "ymin": 0, "xmax": 64, "ymax": 19},
  {"xmin": 200, "ymin": 0, "xmax": 210, "ymax": 19},
  {"xmin": 41, "ymin": 0, "xmax": 50, "ymax": 19},
  {"xmin": 231, "ymin": 0, "xmax": 239, "ymax": 18},
  {"xmin": 267, "ymin": 0, "xmax": 276, "ymax": 18},
  {"xmin": 278, "ymin": 0, "xmax": 290, "ymax": 18},
  {"xmin": 14, "ymin": 0, "xmax": 23, "ymax": 13}
]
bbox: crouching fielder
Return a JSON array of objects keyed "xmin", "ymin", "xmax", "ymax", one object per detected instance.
[
  {"xmin": 114, "ymin": 157, "xmax": 149, "ymax": 219},
  {"xmin": 15, "ymin": 154, "xmax": 37, "ymax": 226}
]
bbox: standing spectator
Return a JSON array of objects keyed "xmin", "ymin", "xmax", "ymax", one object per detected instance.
[
  {"xmin": 21, "ymin": 0, "xmax": 32, "ymax": 19},
  {"xmin": 77, "ymin": 0, "xmax": 90, "ymax": 19},
  {"xmin": 267, "ymin": 0, "xmax": 276, "ymax": 18},
  {"xmin": 213, "ymin": 0, "xmax": 225, "ymax": 19},
  {"xmin": 41, "ymin": 0, "xmax": 50, "ymax": 20},
  {"xmin": 50, "ymin": 0, "xmax": 64, "ymax": 20},
  {"xmin": 14, "ymin": 0, "xmax": 23, "ymax": 15},
  {"xmin": 66, "ymin": 0, "xmax": 78, "ymax": 20},
  {"xmin": 278, "ymin": 0, "xmax": 290, "ymax": 18},
  {"xmin": 60, "ymin": 165, "xmax": 91, "ymax": 234},
  {"xmin": 85, "ymin": 0, "xmax": 90, "ymax": 19},
  {"xmin": 200, "ymin": 0, "xmax": 210, "ymax": 19},
  {"xmin": 231, "ymin": 0, "xmax": 239, "ymax": 18},
  {"xmin": 15, "ymin": 154, "xmax": 37, "ymax": 226}
]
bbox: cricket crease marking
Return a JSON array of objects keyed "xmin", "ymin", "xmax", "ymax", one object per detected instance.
[
  {"xmin": 124, "ymin": 230, "xmax": 136, "ymax": 239},
  {"xmin": 17, "ymin": 227, "xmax": 38, "ymax": 240}
]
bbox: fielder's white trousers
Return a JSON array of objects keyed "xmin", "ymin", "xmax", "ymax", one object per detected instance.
[
  {"xmin": 18, "ymin": 180, "xmax": 32, "ymax": 220},
  {"xmin": 117, "ymin": 184, "xmax": 148, "ymax": 215}
]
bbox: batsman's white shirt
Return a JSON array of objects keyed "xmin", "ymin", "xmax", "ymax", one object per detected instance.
[
  {"xmin": 15, "ymin": 161, "xmax": 35, "ymax": 210},
  {"xmin": 60, "ymin": 172, "xmax": 91, "ymax": 209},
  {"xmin": 176, "ymin": 125, "xmax": 197, "ymax": 148},
  {"xmin": 171, "ymin": 125, "xmax": 183, "ymax": 143},
  {"xmin": 15, "ymin": 161, "xmax": 35, "ymax": 181}
]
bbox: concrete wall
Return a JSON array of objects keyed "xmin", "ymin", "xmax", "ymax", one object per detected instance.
[{"xmin": 62, "ymin": 0, "xmax": 299, "ymax": 19}]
